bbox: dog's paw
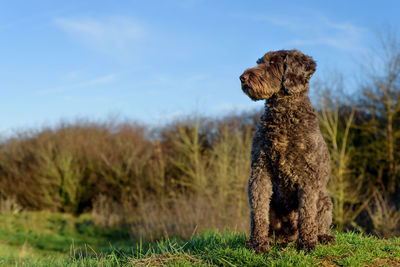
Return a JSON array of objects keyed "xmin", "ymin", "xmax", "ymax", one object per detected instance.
[
  {"xmin": 297, "ymin": 239, "xmax": 317, "ymax": 252},
  {"xmin": 247, "ymin": 239, "xmax": 270, "ymax": 254},
  {"xmin": 254, "ymin": 241, "xmax": 270, "ymax": 254},
  {"xmin": 318, "ymin": 234, "xmax": 336, "ymax": 245}
]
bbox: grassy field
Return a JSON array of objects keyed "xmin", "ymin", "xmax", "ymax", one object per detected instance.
[{"xmin": 0, "ymin": 212, "xmax": 399, "ymax": 266}]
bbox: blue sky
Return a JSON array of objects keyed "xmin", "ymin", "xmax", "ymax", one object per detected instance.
[{"xmin": 1, "ymin": 0, "xmax": 399, "ymax": 135}]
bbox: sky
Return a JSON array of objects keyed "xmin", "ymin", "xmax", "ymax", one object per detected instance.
[{"xmin": 1, "ymin": 0, "xmax": 399, "ymax": 135}]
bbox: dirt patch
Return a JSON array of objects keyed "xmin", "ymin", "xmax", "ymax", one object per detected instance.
[{"xmin": 372, "ymin": 258, "xmax": 400, "ymax": 267}]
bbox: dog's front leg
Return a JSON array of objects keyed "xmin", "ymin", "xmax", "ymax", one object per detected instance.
[
  {"xmin": 297, "ymin": 186, "xmax": 318, "ymax": 251},
  {"xmin": 248, "ymin": 169, "xmax": 273, "ymax": 254}
]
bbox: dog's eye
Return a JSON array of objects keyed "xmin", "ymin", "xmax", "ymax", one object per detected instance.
[{"xmin": 270, "ymin": 61, "xmax": 274, "ymax": 64}]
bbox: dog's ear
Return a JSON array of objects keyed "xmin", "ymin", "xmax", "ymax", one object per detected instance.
[{"xmin": 282, "ymin": 50, "xmax": 316, "ymax": 95}]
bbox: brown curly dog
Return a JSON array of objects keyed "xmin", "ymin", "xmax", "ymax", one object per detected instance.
[{"xmin": 240, "ymin": 49, "xmax": 335, "ymax": 254}]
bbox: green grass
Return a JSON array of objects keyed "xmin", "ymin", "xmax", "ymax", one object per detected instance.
[{"xmin": 0, "ymin": 212, "xmax": 399, "ymax": 266}]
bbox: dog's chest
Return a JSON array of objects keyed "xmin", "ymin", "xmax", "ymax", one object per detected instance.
[{"xmin": 262, "ymin": 118, "xmax": 317, "ymax": 187}]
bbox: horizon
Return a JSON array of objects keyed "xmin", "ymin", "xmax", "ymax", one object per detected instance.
[{"xmin": 1, "ymin": 0, "xmax": 399, "ymax": 136}]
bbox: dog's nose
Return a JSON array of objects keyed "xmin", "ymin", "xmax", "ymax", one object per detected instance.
[{"xmin": 240, "ymin": 73, "xmax": 249, "ymax": 83}]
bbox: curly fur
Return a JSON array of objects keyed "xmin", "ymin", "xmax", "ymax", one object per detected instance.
[{"xmin": 240, "ymin": 49, "xmax": 335, "ymax": 253}]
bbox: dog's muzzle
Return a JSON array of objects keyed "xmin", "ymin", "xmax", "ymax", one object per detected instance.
[{"xmin": 241, "ymin": 84, "xmax": 252, "ymax": 94}]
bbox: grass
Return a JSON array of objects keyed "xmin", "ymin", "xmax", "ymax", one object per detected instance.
[{"xmin": 0, "ymin": 212, "xmax": 399, "ymax": 266}]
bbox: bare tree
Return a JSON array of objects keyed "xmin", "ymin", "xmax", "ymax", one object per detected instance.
[
  {"xmin": 359, "ymin": 28, "xmax": 400, "ymax": 193},
  {"xmin": 315, "ymin": 76, "xmax": 369, "ymax": 231}
]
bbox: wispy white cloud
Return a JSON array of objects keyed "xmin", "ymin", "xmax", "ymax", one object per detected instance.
[
  {"xmin": 283, "ymin": 17, "xmax": 366, "ymax": 52},
  {"xmin": 54, "ymin": 16, "xmax": 144, "ymax": 51},
  {"xmin": 251, "ymin": 15, "xmax": 317, "ymax": 31},
  {"xmin": 37, "ymin": 73, "xmax": 117, "ymax": 95},
  {"xmin": 62, "ymin": 70, "xmax": 84, "ymax": 81},
  {"xmin": 287, "ymin": 36, "xmax": 361, "ymax": 51},
  {"xmin": 239, "ymin": 13, "xmax": 367, "ymax": 52}
]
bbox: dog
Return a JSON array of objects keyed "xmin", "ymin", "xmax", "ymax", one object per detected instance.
[{"xmin": 240, "ymin": 49, "xmax": 335, "ymax": 253}]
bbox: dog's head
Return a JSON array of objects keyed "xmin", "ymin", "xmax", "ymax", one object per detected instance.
[{"xmin": 240, "ymin": 50, "xmax": 316, "ymax": 101}]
